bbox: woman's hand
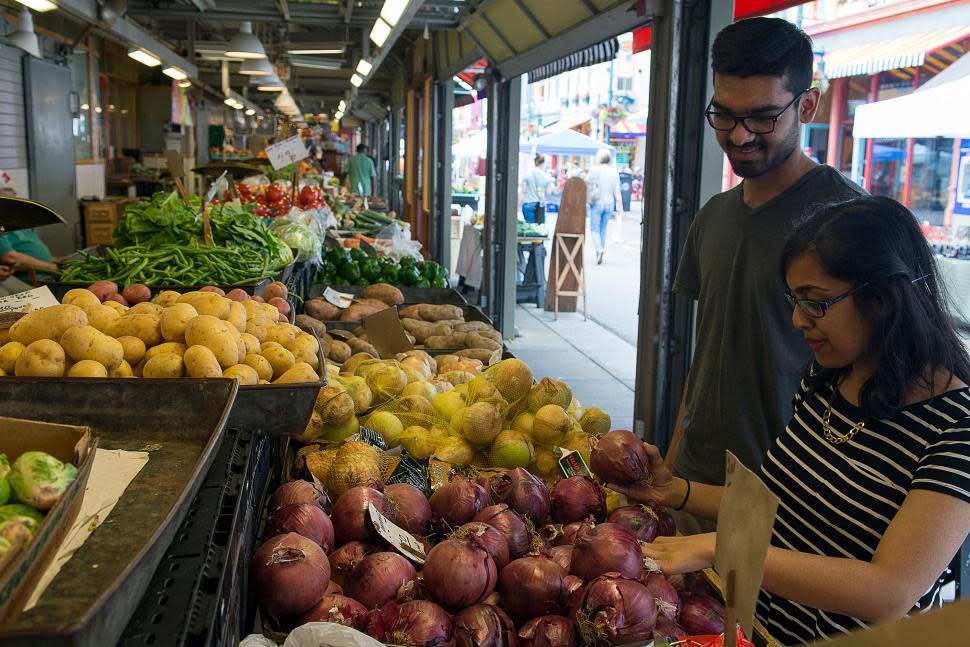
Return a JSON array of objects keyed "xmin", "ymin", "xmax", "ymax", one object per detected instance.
[
  {"xmin": 642, "ymin": 533, "xmax": 717, "ymax": 575},
  {"xmin": 0, "ymin": 264, "xmax": 11, "ymax": 280},
  {"xmin": 605, "ymin": 442, "xmax": 684, "ymax": 508}
]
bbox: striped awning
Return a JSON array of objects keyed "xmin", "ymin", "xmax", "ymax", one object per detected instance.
[
  {"xmin": 528, "ymin": 39, "xmax": 620, "ymax": 84},
  {"xmin": 821, "ymin": 25, "xmax": 970, "ymax": 79}
]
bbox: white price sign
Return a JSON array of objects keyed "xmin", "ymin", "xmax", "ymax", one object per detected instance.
[
  {"xmin": 264, "ymin": 135, "xmax": 309, "ymax": 170},
  {"xmin": 0, "ymin": 286, "xmax": 58, "ymax": 314},
  {"xmin": 368, "ymin": 502, "xmax": 426, "ymax": 564},
  {"xmin": 322, "ymin": 287, "xmax": 354, "ymax": 309}
]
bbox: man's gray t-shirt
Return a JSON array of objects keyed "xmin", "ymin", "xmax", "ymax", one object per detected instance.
[{"xmin": 672, "ymin": 165, "xmax": 864, "ymax": 484}]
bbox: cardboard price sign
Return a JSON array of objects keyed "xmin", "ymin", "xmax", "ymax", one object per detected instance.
[
  {"xmin": 362, "ymin": 307, "xmax": 414, "ymax": 358},
  {"xmin": 368, "ymin": 502, "xmax": 426, "ymax": 564},
  {"xmin": 714, "ymin": 451, "xmax": 779, "ymax": 647},
  {"xmin": 265, "ymin": 135, "xmax": 309, "ymax": 171}
]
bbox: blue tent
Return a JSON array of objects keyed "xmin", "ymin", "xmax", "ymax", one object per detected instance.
[{"xmin": 522, "ymin": 129, "xmax": 613, "ymax": 157}]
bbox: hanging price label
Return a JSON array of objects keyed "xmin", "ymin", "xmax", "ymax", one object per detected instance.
[
  {"xmin": 558, "ymin": 449, "xmax": 592, "ymax": 478},
  {"xmin": 264, "ymin": 135, "xmax": 309, "ymax": 170},
  {"xmin": 322, "ymin": 286, "xmax": 354, "ymax": 308},
  {"xmin": 368, "ymin": 502, "xmax": 427, "ymax": 564}
]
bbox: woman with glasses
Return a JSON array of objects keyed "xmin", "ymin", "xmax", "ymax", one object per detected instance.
[{"xmin": 609, "ymin": 196, "xmax": 970, "ymax": 645}]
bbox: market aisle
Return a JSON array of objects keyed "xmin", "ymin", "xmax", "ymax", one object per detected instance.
[{"xmin": 509, "ymin": 304, "xmax": 635, "ymax": 432}]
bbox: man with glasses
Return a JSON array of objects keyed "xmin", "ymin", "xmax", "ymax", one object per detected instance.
[{"xmin": 665, "ymin": 17, "xmax": 865, "ymax": 533}]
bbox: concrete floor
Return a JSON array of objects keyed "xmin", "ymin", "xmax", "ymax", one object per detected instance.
[{"xmin": 508, "ymin": 303, "xmax": 636, "ymax": 432}]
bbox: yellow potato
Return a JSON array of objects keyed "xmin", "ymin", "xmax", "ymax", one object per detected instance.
[
  {"xmin": 265, "ymin": 323, "xmax": 297, "ymax": 347},
  {"xmin": 260, "ymin": 341, "xmax": 283, "ymax": 351},
  {"xmin": 184, "ymin": 315, "xmax": 238, "ymax": 368},
  {"xmin": 223, "ymin": 363, "xmax": 259, "ymax": 385},
  {"xmin": 180, "ymin": 293, "xmax": 231, "ymax": 319},
  {"xmin": 244, "ymin": 320, "xmax": 269, "ymax": 343},
  {"xmin": 0, "ymin": 368, "xmax": 5, "ymax": 376},
  {"xmin": 142, "ymin": 353, "xmax": 184, "ymax": 378},
  {"xmin": 83, "ymin": 304, "xmax": 121, "ymax": 334},
  {"xmin": 103, "ymin": 300, "xmax": 127, "ymax": 314},
  {"xmin": 258, "ymin": 379, "xmax": 270, "ymax": 384},
  {"xmin": 243, "ymin": 353, "xmax": 274, "ymax": 382},
  {"xmin": 67, "ymin": 360, "xmax": 108, "ymax": 378},
  {"xmin": 227, "ymin": 302, "xmax": 247, "ymax": 332},
  {"xmin": 261, "ymin": 345, "xmax": 296, "ymax": 379},
  {"xmin": 116, "ymin": 335, "xmax": 147, "ymax": 365},
  {"xmin": 273, "ymin": 362, "xmax": 320, "ymax": 384},
  {"xmin": 59, "ymin": 325, "xmax": 124, "ymax": 371},
  {"xmin": 183, "ymin": 345, "xmax": 223, "ymax": 377},
  {"xmin": 286, "ymin": 332, "xmax": 321, "ymax": 369},
  {"xmin": 260, "ymin": 303, "xmax": 280, "ymax": 320},
  {"xmin": 145, "ymin": 341, "xmax": 187, "ymax": 363},
  {"xmin": 109, "ymin": 360, "xmax": 134, "ymax": 378},
  {"xmin": 0, "ymin": 329, "xmax": 8, "ymax": 345},
  {"xmin": 160, "ymin": 303, "xmax": 199, "ymax": 343},
  {"xmin": 240, "ymin": 333, "xmax": 261, "ymax": 356},
  {"xmin": 15, "ymin": 339, "xmax": 66, "ymax": 377},
  {"xmin": 129, "ymin": 302, "xmax": 164, "ymax": 317},
  {"xmin": 62, "ymin": 288, "xmax": 101, "ymax": 309},
  {"xmin": 111, "ymin": 314, "xmax": 162, "ymax": 347},
  {"xmin": 9, "ymin": 304, "xmax": 88, "ymax": 345},
  {"xmin": 0, "ymin": 341, "xmax": 26, "ymax": 374},
  {"xmin": 154, "ymin": 290, "xmax": 182, "ymax": 307}
]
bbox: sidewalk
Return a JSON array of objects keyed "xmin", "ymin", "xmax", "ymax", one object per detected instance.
[{"xmin": 508, "ymin": 304, "xmax": 636, "ymax": 432}]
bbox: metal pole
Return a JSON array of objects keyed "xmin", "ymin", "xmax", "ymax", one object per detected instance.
[{"xmin": 434, "ymin": 80, "xmax": 455, "ymax": 270}]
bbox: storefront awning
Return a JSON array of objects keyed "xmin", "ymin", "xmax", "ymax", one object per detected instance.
[
  {"xmin": 821, "ymin": 25, "xmax": 970, "ymax": 79},
  {"xmin": 528, "ymin": 39, "xmax": 620, "ymax": 83},
  {"xmin": 852, "ymin": 73, "xmax": 970, "ymax": 139},
  {"xmin": 610, "ymin": 118, "xmax": 647, "ymax": 139},
  {"xmin": 522, "ymin": 129, "xmax": 614, "ymax": 157}
]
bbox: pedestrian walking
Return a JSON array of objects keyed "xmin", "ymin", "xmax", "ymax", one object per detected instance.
[{"xmin": 585, "ymin": 149, "xmax": 622, "ymax": 264}]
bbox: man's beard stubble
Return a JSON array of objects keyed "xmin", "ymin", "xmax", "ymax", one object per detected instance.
[{"xmin": 726, "ymin": 121, "xmax": 801, "ymax": 179}]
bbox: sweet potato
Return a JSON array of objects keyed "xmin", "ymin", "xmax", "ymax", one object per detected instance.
[
  {"xmin": 412, "ymin": 323, "xmax": 453, "ymax": 344},
  {"xmin": 305, "ymin": 298, "xmax": 343, "ymax": 321},
  {"xmin": 465, "ymin": 332, "xmax": 502, "ymax": 351},
  {"xmin": 456, "ymin": 348, "xmax": 499, "ymax": 363},
  {"xmin": 295, "ymin": 314, "xmax": 327, "ymax": 339},
  {"xmin": 327, "ymin": 340, "xmax": 352, "ymax": 363},
  {"xmin": 401, "ymin": 318, "xmax": 430, "ymax": 334},
  {"xmin": 339, "ymin": 302, "xmax": 387, "ymax": 323},
  {"xmin": 425, "ymin": 333, "xmax": 467, "ymax": 349},
  {"xmin": 361, "ymin": 283, "xmax": 405, "ymax": 306},
  {"xmin": 347, "ymin": 337, "xmax": 380, "ymax": 358},
  {"xmin": 454, "ymin": 321, "xmax": 493, "ymax": 333},
  {"xmin": 399, "ymin": 305, "xmax": 422, "ymax": 319},
  {"xmin": 416, "ymin": 304, "xmax": 463, "ymax": 322}
]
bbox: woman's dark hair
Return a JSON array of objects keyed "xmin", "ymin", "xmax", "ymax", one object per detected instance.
[
  {"xmin": 712, "ymin": 17, "xmax": 813, "ymax": 95},
  {"xmin": 779, "ymin": 196, "xmax": 970, "ymax": 420},
  {"xmin": 534, "ymin": 154, "xmax": 545, "ymax": 166}
]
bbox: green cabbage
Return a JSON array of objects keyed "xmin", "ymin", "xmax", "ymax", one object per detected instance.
[{"xmin": 8, "ymin": 452, "xmax": 77, "ymax": 511}]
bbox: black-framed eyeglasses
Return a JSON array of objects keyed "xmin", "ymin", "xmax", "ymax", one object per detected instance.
[
  {"xmin": 705, "ymin": 89, "xmax": 809, "ymax": 134},
  {"xmin": 785, "ymin": 274, "xmax": 930, "ymax": 318}
]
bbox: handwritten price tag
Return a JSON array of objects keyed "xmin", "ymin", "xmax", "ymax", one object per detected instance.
[
  {"xmin": 322, "ymin": 287, "xmax": 354, "ymax": 308},
  {"xmin": 368, "ymin": 502, "xmax": 426, "ymax": 564},
  {"xmin": 265, "ymin": 135, "xmax": 308, "ymax": 170},
  {"xmin": 558, "ymin": 448, "xmax": 592, "ymax": 478},
  {"xmin": 0, "ymin": 286, "xmax": 58, "ymax": 314}
]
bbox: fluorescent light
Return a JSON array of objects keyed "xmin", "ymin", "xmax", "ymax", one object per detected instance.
[
  {"xmin": 380, "ymin": 0, "xmax": 410, "ymax": 26},
  {"xmin": 80, "ymin": 103, "xmax": 89, "ymax": 110},
  {"xmin": 162, "ymin": 67, "xmax": 187, "ymax": 80},
  {"xmin": 94, "ymin": 106, "xmax": 102, "ymax": 113},
  {"xmin": 239, "ymin": 58, "xmax": 274, "ymax": 75},
  {"xmin": 356, "ymin": 59, "xmax": 373, "ymax": 76},
  {"xmin": 128, "ymin": 48, "xmax": 161, "ymax": 67},
  {"xmin": 258, "ymin": 83, "xmax": 285, "ymax": 92},
  {"xmin": 350, "ymin": 73, "xmax": 363, "ymax": 87},
  {"xmin": 13, "ymin": 0, "xmax": 56, "ymax": 12},
  {"xmin": 338, "ymin": 100, "xmax": 346, "ymax": 111},
  {"xmin": 225, "ymin": 21, "xmax": 267, "ymax": 59},
  {"xmin": 370, "ymin": 18, "xmax": 392, "ymax": 47},
  {"xmin": 245, "ymin": 108, "xmax": 256, "ymax": 116},
  {"xmin": 224, "ymin": 97, "xmax": 237, "ymax": 106},
  {"xmin": 288, "ymin": 48, "xmax": 343, "ymax": 55},
  {"xmin": 289, "ymin": 55, "xmax": 343, "ymax": 71},
  {"xmin": 178, "ymin": 79, "xmax": 192, "ymax": 88},
  {"xmin": 335, "ymin": 111, "xmax": 343, "ymax": 120}
]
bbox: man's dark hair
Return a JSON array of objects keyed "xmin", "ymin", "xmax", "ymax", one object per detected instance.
[
  {"xmin": 711, "ymin": 17, "xmax": 814, "ymax": 95},
  {"xmin": 357, "ymin": 144, "xmax": 369, "ymax": 154}
]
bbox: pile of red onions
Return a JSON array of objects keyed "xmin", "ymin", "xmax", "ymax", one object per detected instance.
[
  {"xmin": 477, "ymin": 471, "xmax": 512, "ymax": 503},
  {"xmin": 267, "ymin": 503, "xmax": 335, "ymax": 552},
  {"xmin": 550, "ymin": 476, "xmax": 606, "ymax": 524},
  {"xmin": 502, "ymin": 468, "xmax": 550, "ymax": 527},
  {"xmin": 646, "ymin": 499, "xmax": 677, "ymax": 537},
  {"xmin": 344, "ymin": 552, "xmax": 417, "ymax": 609},
  {"xmin": 497, "ymin": 555, "xmax": 574, "ymax": 623},
  {"xmin": 385, "ymin": 483, "xmax": 432, "ymax": 536},
  {"xmin": 423, "ymin": 537, "xmax": 497, "ymax": 611},
  {"xmin": 679, "ymin": 593, "xmax": 726, "ymax": 635},
  {"xmin": 331, "ymin": 486, "xmax": 390, "ymax": 544},
  {"xmin": 642, "ymin": 572, "xmax": 681, "ymax": 621},
  {"xmin": 295, "ymin": 593, "xmax": 367, "ymax": 628},
  {"xmin": 453, "ymin": 604, "xmax": 517, "ymax": 647},
  {"xmin": 252, "ymin": 532, "xmax": 331, "ymax": 620},
  {"xmin": 518, "ymin": 615, "xmax": 576, "ymax": 647},
  {"xmin": 269, "ymin": 479, "xmax": 330, "ymax": 513},
  {"xmin": 607, "ymin": 505, "xmax": 661, "ymax": 543},
  {"xmin": 457, "ymin": 522, "xmax": 510, "ymax": 570},
  {"xmin": 368, "ymin": 600, "xmax": 455, "ymax": 647},
  {"xmin": 548, "ymin": 544, "xmax": 573, "ymax": 571},
  {"xmin": 589, "ymin": 430, "xmax": 650, "ymax": 485},
  {"xmin": 328, "ymin": 541, "xmax": 375, "ymax": 586},
  {"xmin": 474, "ymin": 504, "xmax": 531, "ymax": 559},
  {"xmin": 570, "ymin": 522, "xmax": 642, "ymax": 582},
  {"xmin": 430, "ymin": 477, "xmax": 489, "ymax": 528},
  {"xmin": 569, "ymin": 573, "xmax": 658, "ymax": 644}
]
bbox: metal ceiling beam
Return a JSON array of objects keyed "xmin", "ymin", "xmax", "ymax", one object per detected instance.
[
  {"xmin": 190, "ymin": 0, "xmax": 217, "ymax": 11},
  {"xmin": 276, "ymin": 0, "xmax": 290, "ymax": 21},
  {"xmin": 479, "ymin": 11, "xmax": 517, "ymax": 56},
  {"xmin": 578, "ymin": 0, "xmax": 598, "ymax": 15},
  {"xmin": 125, "ymin": 5, "xmax": 459, "ymax": 28},
  {"xmin": 359, "ymin": 1, "xmax": 425, "ymax": 88},
  {"xmin": 343, "ymin": 0, "xmax": 354, "ymax": 25},
  {"xmin": 512, "ymin": 0, "xmax": 550, "ymax": 39}
]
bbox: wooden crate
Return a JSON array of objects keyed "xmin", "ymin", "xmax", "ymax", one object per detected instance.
[{"xmin": 83, "ymin": 198, "xmax": 138, "ymax": 246}]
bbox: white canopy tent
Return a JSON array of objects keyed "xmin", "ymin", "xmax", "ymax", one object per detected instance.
[{"xmin": 853, "ymin": 67, "xmax": 970, "ymax": 139}]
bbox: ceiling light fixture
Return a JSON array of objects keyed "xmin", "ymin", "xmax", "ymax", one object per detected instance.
[
  {"xmin": 380, "ymin": 0, "xmax": 409, "ymax": 26},
  {"xmin": 245, "ymin": 108, "xmax": 256, "ymax": 116},
  {"xmin": 178, "ymin": 79, "xmax": 192, "ymax": 88},
  {"xmin": 224, "ymin": 21, "xmax": 266, "ymax": 59},
  {"xmin": 162, "ymin": 67, "xmax": 187, "ymax": 80},
  {"xmin": 287, "ymin": 48, "xmax": 344, "ymax": 55},
  {"xmin": 128, "ymin": 48, "xmax": 161, "ymax": 67},
  {"xmin": 9, "ymin": 9, "xmax": 40, "ymax": 58},
  {"xmin": 288, "ymin": 55, "xmax": 343, "ymax": 71},
  {"xmin": 239, "ymin": 58, "xmax": 274, "ymax": 75},
  {"xmin": 12, "ymin": 0, "xmax": 56, "ymax": 12},
  {"xmin": 350, "ymin": 73, "xmax": 363, "ymax": 88},
  {"xmin": 370, "ymin": 18, "xmax": 392, "ymax": 47},
  {"xmin": 338, "ymin": 100, "xmax": 346, "ymax": 111},
  {"xmin": 356, "ymin": 59, "xmax": 373, "ymax": 76}
]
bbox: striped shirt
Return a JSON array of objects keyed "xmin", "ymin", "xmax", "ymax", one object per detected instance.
[{"xmin": 756, "ymin": 381, "xmax": 970, "ymax": 645}]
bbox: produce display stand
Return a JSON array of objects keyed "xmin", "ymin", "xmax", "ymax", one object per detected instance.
[
  {"xmin": 306, "ymin": 284, "xmax": 468, "ymax": 305},
  {"xmin": 0, "ymin": 379, "xmax": 239, "ymax": 647},
  {"xmin": 702, "ymin": 568, "xmax": 782, "ymax": 647}
]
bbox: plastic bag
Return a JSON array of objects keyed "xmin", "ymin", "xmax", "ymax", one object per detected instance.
[
  {"xmin": 373, "ymin": 222, "xmax": 422, "ymax": 261},
  {"xmin": 281, "ymin": 622, "xmax": 384, "ymax": 647},
  {"xmin": 239, "ymin": 634, "xmax": 278, "ymax": 647},
  {"xmin": 676, "ymin": 627, "xmax": 756, "ymax": 647}
]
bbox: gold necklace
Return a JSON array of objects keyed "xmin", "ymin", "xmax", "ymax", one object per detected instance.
[{"xmin": 821, "ymin": 389, "xmax": 865, "ymax": 444}]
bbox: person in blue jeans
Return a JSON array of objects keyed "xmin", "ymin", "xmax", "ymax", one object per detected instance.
[
  {"xmin": 520, "ymin": 154, "xmax": 552, "ymax": 224},
  {"xmin": 585, "ymin": 149, "xmax": 622, "ymax": 264}
]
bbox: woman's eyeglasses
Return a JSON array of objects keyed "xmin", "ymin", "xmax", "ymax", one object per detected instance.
[{"xmin": 785, "ymin": 274, "xmax": 930, "ymax": 319}]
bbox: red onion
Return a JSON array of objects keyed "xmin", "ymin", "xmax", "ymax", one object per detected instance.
[
  {"xmin": 325, "ymin": 580, "xmax": 343, "ymax": 595},
  {"xmin": 345, "ymin": 551, "xmax": 418, "ymax": 609},
  {"xmin": 607, "ymin": 505, "xmax": 660, "ymax": 543},
  {"xmin": 474, "ymin": 504, "xmax": 530, "ymax": 559},
  {"xmin": 569, "ymin": 573, "xmax": 657, "ymax": 644},
  {"xmin": 269, "ymin": 479, "xmax": 330, "ymax": 512},
  {"xmin": 453, "ymin": 604, "xmax": 517, "ymax": 647},
  {"xmin": 570, "ymin": 522, "xmax": 642, "ymax": 582},
  {"xmin": 329, "ymin": 541, "xmax": 375, "ymax": 586},
  {"xmin": 518, "ymin": 616, "xmax": 576, "ymax": 647},
  {"xmin": 643, "ymin": 572, "xmax": 680, "ymax": 621},
  {"xmin": 331, "ymin": 486, "xmax": 390, "ymax": 544},
  {"xmin": 458, "ymin": 522, "xmax": 510, "ymax": 570},
  {"xmin": 430, "ymin": 478, "xmax": 489, "ymax": 529},
  {"xmin": 368, "ymin": 600, "xmax": 455, "ymax": 647},
  {"xmin": 251, "ymin": 532, "xmax": 331, "ymax": 619},
  {"xmin": 654, "ymin": 615, "xmax": 687, "ymax": 641},
  {"xmin": 423, "ymin": 537, "xmax": 497, "ymax": 611},
  {"xmin": 267, "ymin": 503, "xmax": 335, "ymax": 552},
  {"xmin": 550, "ymin": 477, "xmax": 606, "ymax": 524},
  {"xmin": 679, "ymin": 593, "xmax": 725, "ymax": 635},
  {"xmin": 548, "ymin": 544, "xmax": 573, "ymax": 571},
  {"xmin": 557, "ymin": 521, "xmax": 585, "ymax": 545},
  {"xmin": 504, "ymin": 467, "xmax": 549, "ymax": 527},
  {"xmin": 295, "ymin": 593, "xmax": 367, "ymax": 628},
  {"xmin": 589, "ymin": 430, "xmax": 650, "ymax": 485},
  {"xmin": 497, "ymin": 555, "xmax": 571, "ymax": 623},
  {"xmin": 385, "ymin": 483, "xmax": 433, "ymax": 536},
  {"xmin": 477, "ymin": 471, "xmax": 512, "ymax": 504},
  {"xmin": 669, "ymin": 571, "xmax": 709, "ymax": 597}
]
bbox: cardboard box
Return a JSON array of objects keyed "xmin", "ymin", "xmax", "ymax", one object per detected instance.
[
  {"xmin": 83, "ymin": 198, "xmax": 138, "ymax": 246},
  {"xmin": 0, "ymin": 417, "xmax": 95, "ymax": 624}
]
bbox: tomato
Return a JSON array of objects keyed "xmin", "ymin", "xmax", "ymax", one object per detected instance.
[
  {"xmin": 237, "ymin": 183, "xmax": 251, "ymax": 196},
  {"xmin": 299, "ymin": 185, "xmax": 320, "ymax": 205},
  {"xmin": 266, "ymin": 184, "xmax": 284, "ymax": 203}
]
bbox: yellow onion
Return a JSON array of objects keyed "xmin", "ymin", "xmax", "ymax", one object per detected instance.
[
  {"xmin": 435, "ymin": 436, "xmax": 475, "ymax": 465},
  {"xmin": 526, "ymin": 377, "xmax": 572, "ymax": 412},
  {"xmin": 511, "ymin": 411, "xmax": 535, "ymax": 437},
  {"xmin": 364, "ymin": 364, "xmax": 408, "ymax": 403},
  {"xmin": 364, "ymin": 411, "xmax": 404, "ymax": 448},
  {"xmin": 485, "ymin": 358, "xmax": 534, "ymax": 403},
  {"xmin": 335, "ymin": 374, "xmax": 374, "ymax": 413},
  {"xmin": 561, "ymin": 429, "xmax": 595, "ymax": 464},
  {"xmin": 489, "ymin": 430, "xmax": 534, "ymax": 469},
  {"xmin": 580, "ymin": 407, "xmax": 611, "ymax": 436},
  {"xmin": 294, "ymin": 410, "xmax": 325, "ymax": 443},
  {"xmin": 320, "ymin": 415, "xmax": 360, "ymax": 444},
  {"xmin": 461, "ymin": 402, "xmax": 502, "ymax": 446},
  {"xmin": 532, "ymin": 404, "xmax": 571, "ymax": 445},
  {"xmin": 315, "ymin": 383, "xmax": 355, "ymax": 426},
  {"xmin": 433, "ymin": 390, "xmax": 466, "ymax": 421},
  {"xmin": 466, "ymin": 376, "xmax": 509, "ymax": 412},
  {"xmin": 532, "ymin": 445, "xmax": 560, "ymax": 477},
  {"xmin": 402, "ymin": 379, "xmax": 438, "ymax": 403},
  {"xmin": 325, "ymin": 440, "xmax": 383, "ymax": 500},
  {"xmin": 400, "ymin": 426, "xmax": 436, "ymax": 460},
  {"xmin": 400, "ymin": 355, "xmax": 434, "ymax": 379},
  {"xmin": 388, "ymin": 394, "xmax": 436, "ymax": 428},
  {"xmin": 304, "ymin": 448, "xmax": 338, "ymax": 486}
]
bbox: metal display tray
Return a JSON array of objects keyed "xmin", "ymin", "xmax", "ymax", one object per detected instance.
[
  {"xmin": 306, "ymin": 284, "xmax": 468, "ymax": 306},
  {"xmin": 0, "ymin": 379, "xmax": 239, "ymax": 647}
]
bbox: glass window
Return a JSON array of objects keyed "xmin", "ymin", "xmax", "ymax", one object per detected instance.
[
  {"xmin": 869, "ymin": 138, "xmax": 906, "ymax": 201},
  {"xmin": 910, "ymin": 137, "xmax": 953, "ymax": 226},
  {"xmin": 70, "ymin": 52, "xmax": 91, "ymax": 160}
]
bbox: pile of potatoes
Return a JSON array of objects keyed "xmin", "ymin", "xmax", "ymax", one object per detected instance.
[
  {"xmin": 303, "ymin": 283, "xmax": 404, "ymax": 323},
  {"xmin": 0, "ymin": 287, "xmax": 322, "ymax": 385}
]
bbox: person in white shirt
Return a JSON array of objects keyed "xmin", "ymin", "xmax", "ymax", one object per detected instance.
[
  {"xmin": 520, "ymin": 154, "xmax": 552, "ymax": 224},
  {"xmin": 585, "ymin": 149, "xmax": 623, "ymax": 264}
]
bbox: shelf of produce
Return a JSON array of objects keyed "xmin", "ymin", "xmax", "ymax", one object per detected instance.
[
  {"xmin": 118, "ymin": 427, "xmax": 287, "ymax": 647},
  {"xmin": 0, "ymin": 379, "xmax": 239, "ymax": 647},
  {"xmin": 306, "ymin": 284, "xmax": 468, "ymax": 306}
]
